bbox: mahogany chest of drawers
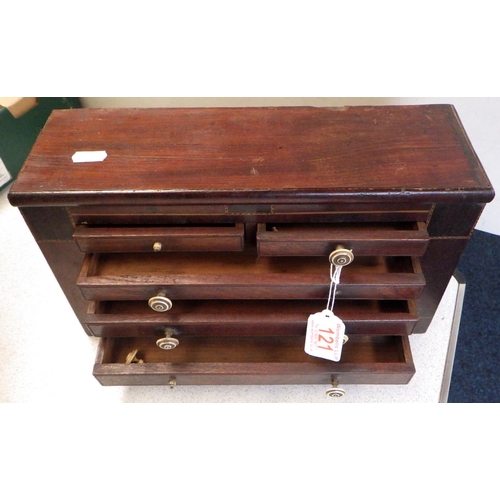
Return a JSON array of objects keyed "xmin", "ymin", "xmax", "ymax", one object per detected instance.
[{"xmin": 8, "ymin": 105, "xmax": 494, "ymax": 396}]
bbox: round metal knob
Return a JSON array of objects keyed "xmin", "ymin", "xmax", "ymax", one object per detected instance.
[
  {"xmin": 125, "ymin": 349, "xmax": 144, "ymax": 364},
  {"xmin": 326, "ymin": 387, "xmax": 347, "ymax": 398},
  {"xmin": 156, "ymin": 328, "xmax": 180, "ymax": 350},
  {"xmin": 326, "ymin": 378, "xmax": 346, "ymax": 398},
  {"xmin": 148, "ymin": 293, "xmax": 173, "ymax": 312},
  {"xmin": 329, "ymin": 247, "xmax": 354, "ymax": 266},
  {"xmin": 343, "ymin": 334, "xmax": 349, "ymax": 345},
  {"xmin": 153, "ymin": 242, "xmax": 162, "ymax": 252},
  {"xmin": 156, "ymin": 337, "xmax": 179, "ymax": 350}
]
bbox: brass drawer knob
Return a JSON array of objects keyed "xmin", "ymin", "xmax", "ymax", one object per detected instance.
[
  {"xmin": 153, "ymin": 242, "xmax": 162, "ymax": 252},
  {"xmin": 156, "ymin": 328, "xmax": 179, "ymax": 350},
  {"xmin": 125, "ymin": 349, "xmax": 144, "ymax": 364},
  {"xmin": 329, "ymin": 247, "xmax": 354, "ymax": 266},
  {"xmin": 148, "ymin": 293, "xmax": 173, "ymax": 312}
]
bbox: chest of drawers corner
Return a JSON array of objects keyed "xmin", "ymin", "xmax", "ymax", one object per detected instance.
[{"xmin": 8, "ymin": 105, "xmax": 494, "ymax": 395}]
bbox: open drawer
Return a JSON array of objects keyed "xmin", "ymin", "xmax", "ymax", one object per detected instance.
[
  {"xmin": 73, "ymin": 223, "xmax": 245, "ymax": 253},
  {"xmin": 92, "ymin": 335, "xmax": 416, "ymax": 386},
  {"xmin": 85, "ymin": 299, "xmax": 418, "ymax": 337},
  {"xmin": 77, "ymin": 252, "xmax": 426, "ymax": 301},
  {"xmin": 257, "ymin": 221, "xmax": 429, "ymax": 257}
]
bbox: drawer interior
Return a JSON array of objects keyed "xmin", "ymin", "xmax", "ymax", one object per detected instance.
[
  {"xmin": 257, "ymin": 221, "xmax": 429, "ymax": 256},
  {"xmin": 94, "ymin": 298, "xmax": 414, "ymax": 316},
  {"xmin": 92, "ymin": 334, "xmax": 416, "ymax": 386},
  {"xmin": 98, "ymin": 335, "xmax": 411, "ymax": 364},
  {"xmin": 85, "ymin": 299, "xmax": 418, "ymax": 337},
  {"xmin": 84, "ymin": 251, "xmax": 419, "ymax": 277},
  {"xmin": 78, "ymin": 251, "xmax": 425, "ymax": 300},
  {"xmin": 260, "ymin": 221, "xmax": 424, "ymax": 234}
]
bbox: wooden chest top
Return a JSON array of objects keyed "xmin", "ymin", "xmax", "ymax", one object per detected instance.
[{"xmin": 8, "ymin": 105, "xmax": 494, "ymax": 206}]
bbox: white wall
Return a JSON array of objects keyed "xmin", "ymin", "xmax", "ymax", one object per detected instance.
[{"xmin": 80, "ymin": 97, "xmax": 499, "ymax": 235}]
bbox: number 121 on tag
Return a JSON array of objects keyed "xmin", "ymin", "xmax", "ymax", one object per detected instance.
[{"xmin": 304, "ymin": 310, "xmax": 345, "ymax": 362}]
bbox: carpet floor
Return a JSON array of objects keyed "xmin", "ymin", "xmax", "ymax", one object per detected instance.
[{"xmin": 448, "ymin": 230, "xmax": 500, "ymax": 403}]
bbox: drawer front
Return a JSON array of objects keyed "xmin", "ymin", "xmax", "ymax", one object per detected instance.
[
  {"xmin": 85, "ymin": 299, "xmax": 418, "ymax": 337},
  {"xmin": 92, "ymin": 335, "xmax": 416, "ymax": 386},
  {"xmin": 77, "ymin": 253, "xmax": 426, "ymax": 301},
  {"xmin": 257, "ymin": 222, "xmax": 429, "ymax": 257},
  {"xmin": 73, "ymin": 224, "xmax": 245, "ymax": 253}
]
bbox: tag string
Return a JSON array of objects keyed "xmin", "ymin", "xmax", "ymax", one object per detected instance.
[{"xmin": 326, "ymin": 263, "xmax": 343, "ymax": 312}]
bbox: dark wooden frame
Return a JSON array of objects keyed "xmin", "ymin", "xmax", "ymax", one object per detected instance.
[{"xmin": 9, "ymin": 105, "xmax": 494, "ymax": 387}]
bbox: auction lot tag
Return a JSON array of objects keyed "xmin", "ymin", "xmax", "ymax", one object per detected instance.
[{"xmin": 305, "ymin": 309, "xmax": 345, "ymax": 362}]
